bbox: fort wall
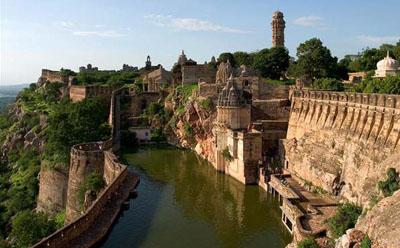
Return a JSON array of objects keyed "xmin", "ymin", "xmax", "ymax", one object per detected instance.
[
  {"xmin": 65, "ymin": 142, "xmax": 108, "ymax": 223},
  {"xmin": 38, "ymin": 69, "xmax": 73, "ymax": 86},
  {"xmin": 32, "ymin": 143, "xmax": 137, "ymax": 248},
  {"xmin": 182, "ymin": 65, "xmax": 216, "ymax": 84},
  {"xmin": 283, "ymin": 89, "xmax": 400, "ymax": 204},
  {"xmin": 69, "ymin": 85, "xmax": 114, "ymax": 103},
  {"xmin": 36, "ymin": 165, "xmax": 69, "ymax": 216}
]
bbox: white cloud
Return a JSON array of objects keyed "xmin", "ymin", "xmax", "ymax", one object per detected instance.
[
  {"xmin": 59, "ymin": 21, "xmax": 74, "ymax": 28},
  {"xmin": 357, "ymin": 35, "xmax": 400, "ymax": 45},
  {"xmin": 293, "ymin": 16, "xmax": 324, "ymax": 27},
  {"xmin": 72, "ymin": 30, "xmax": 126, "ymax": 38},
  {"xmin": 144, "ymin": 14, "xmax": 250, "ymax": 34}
]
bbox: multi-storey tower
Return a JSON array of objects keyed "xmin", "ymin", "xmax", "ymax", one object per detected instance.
[{"xmin": 271, "ymin": 11, "xmax": 285, "ymax": 47}]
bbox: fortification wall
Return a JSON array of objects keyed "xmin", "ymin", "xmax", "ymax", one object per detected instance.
[
  {"xmin": 252, "ymin": 82, "xmax": 290, "ymax": 100},
  {"xmin": 65, "ymin": 142, "xmax": 107, "ymax": 223},
  {"xmin": 127, "ymin": 92, "xmax": 160, "ymax": 116},
  {"xmin": 36, "ymin": 165, "xmax": 69, "ymax": 216},
  {"xmin": 69, "ymin": 85, "xmax": 114, "ymax": 103},
  {"xmin": 283, "ymin": 89, "xmax": 400, "ymax": 204},
  {"xmin": 32, "ymin": 148, "xmax": 131, "ymax": 248},
  {"xmin": 38, "ymin": 69, "xmax": 72, "ymax": 86},
  {"xmin": 252, "ymin": 99, "xmax": 291, "ymax": 120},
  {"xmin": 182, "ymin": 65, "xmax": 216, "ymax": 84}
]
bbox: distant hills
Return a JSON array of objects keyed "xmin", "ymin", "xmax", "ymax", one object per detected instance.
[{"xmin": 0, "ymin": 83, "xmax": 29, "ymax": 110}]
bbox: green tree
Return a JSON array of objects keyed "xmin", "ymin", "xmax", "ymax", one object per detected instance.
[
  {"xmin": 10, "ymin": 210, "xmax": 57, "ymax": 248},
  {"xmin": 294, "ymin": 38, "xmax": 338, "ymax": 80},
  {"xmin": 45, "ymin": 97, "xmax": 110, "ymax": 163},
  {"xmin": 233, "ymin": 51, "xmax": 254, "ymax": 67},
  {"xmin": 253, "ymin": 47, "xmax": 289, "ymax": 79},
  {"xmin": 218, "ymin": 53, "xmax": 236, "ymax": 67}
]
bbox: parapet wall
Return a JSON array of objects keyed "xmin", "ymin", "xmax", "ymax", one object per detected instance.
[
  {"xmin": 284, "ymin": 89, "xmax": 400, "ymax": 204},
  {"xmin": 33, "ymin": 145, "xmax": 129, "ymax": 248}
]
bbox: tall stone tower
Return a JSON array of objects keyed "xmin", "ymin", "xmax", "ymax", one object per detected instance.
[{"xmin": 271, "ymin": 11, "xmax": 285, "ymax": 47}]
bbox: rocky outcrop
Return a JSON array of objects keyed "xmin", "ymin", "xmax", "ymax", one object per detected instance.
[
  {"xmin": 166, "ymin": 95, "xmax": 216, "ymax": 163},
  {"xmin": 355, "ymin": 190, "xmax": 400, "ymax": 248}
]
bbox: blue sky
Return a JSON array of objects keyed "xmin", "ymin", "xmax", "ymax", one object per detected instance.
[{"xmin": 1, "ymin": 0, "xmax": 399, "ymax": 85}]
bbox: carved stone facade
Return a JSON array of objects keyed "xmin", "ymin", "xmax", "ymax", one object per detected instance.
[{"xmin": 271, "ymin": 11, "xmax": 285, "ymax": 47}]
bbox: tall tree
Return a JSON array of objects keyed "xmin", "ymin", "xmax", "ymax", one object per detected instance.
[
  {"xmin": 233, "ymin": 51, "xmax": 254, "ymax": 67},
  {"xmin": 253, "ymin": 47, "xmax": 289, "ymax": 79},
  {"xmin": 294, "ymin": 38, "xmax": 338, "ymax": 80}
]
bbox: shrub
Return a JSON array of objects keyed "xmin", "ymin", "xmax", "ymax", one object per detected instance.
[
  {"xmin": 297, "ymin": 237, "xmax": 319, "ymax": 248},
  {"xmin": 222, "ymin": 147, "xmax": 233, "ymax": 162},
  {"xmin": 147, "ymin": 103, "xmax": 163, "ymax": 116},
  {"xmin": 312, "ymin": 78, "xmax": 344, "ymax": 91},
  {"xmin": 378, "ymin": 168, "xmax": 399, "ymax": 197},
  {"xmin": 326, "ymin": 203, "xmax": 362, "ymax": 237},
  {"xmin": 150, "ymin": 129, "xmax": 166, "ymax": 142},
  {"xmin": 199, "ymin": 98, "xmax": 213, "ymax": 110},
  {"xmin": 360, "ymin": 235, "xmax": 372, "ymax": 248},
  {"xmin": 10, "ymin": 210, "xmax": 57, "ymax": 248},
  {"xmin": 78, "ymin": 172, "xmax": 105, "ymax": 207},
  {"xmin": 183, "ymin": 122, "xmax": 193, "ymax": 137}
]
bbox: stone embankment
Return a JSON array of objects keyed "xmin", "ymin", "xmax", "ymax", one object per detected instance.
[
  {"xmin": 283, "ymin": 89, "xmax": 400, "ymax": 205},
  {"xmin": 32, "ymin": 140, "xmax": 139, "ymax": 248}
]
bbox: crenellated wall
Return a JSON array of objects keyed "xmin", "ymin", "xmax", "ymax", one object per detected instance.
[{"xmin": 283, "ymin": 89, "xmax": 400, "ymax": 204}]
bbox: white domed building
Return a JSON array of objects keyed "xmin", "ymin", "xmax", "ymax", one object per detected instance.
[{"xmin": 374, "ymin": 51, "xmax": 400, "ymax": 78}]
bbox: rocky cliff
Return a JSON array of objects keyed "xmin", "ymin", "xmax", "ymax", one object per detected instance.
[
  {"xmin": 165, "ymin": 89, "xmax": 216, "ymax": 163},
  {"xmin": 284, "ymin": 90, "xmax": 400, "ymax": 205}
]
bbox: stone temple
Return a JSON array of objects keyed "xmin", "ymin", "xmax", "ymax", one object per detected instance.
[{"xmin": 271, "ymin": 11, "xmax": 285, "ymax": 47}]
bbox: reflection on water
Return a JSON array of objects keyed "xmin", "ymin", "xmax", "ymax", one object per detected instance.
[{"xmin": 100, "ymin": 145, "xmax": 291, "ymax": 248}]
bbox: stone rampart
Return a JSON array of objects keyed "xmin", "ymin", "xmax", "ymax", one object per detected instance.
[
  {"xmin": 69, "ymin": 85, "xmax": 114, "ymax": 103},
  {"xmin": 252, "ymin": 99, "xmax": 291, "ymax": 120},
  {"xmin": 32, "ymin": 150, "xmax": 131, "ymax": 248},
  {"xmin": 38, "ymin": 69, "xmax": 73, "ymax": 86},
  {"xmin": 284, "ymin": 89, "xmax": 400, "ymax": 204},
  {"xmin": 36, "ymin": 165, "xmax": 69, "ymax": 216},
  {"xmin": 65, "ymin": 142, "xmax": 109, "ymax": 222},
  {"xmin": 182, "ymin": 65, "xmax": 216, "ymax": 84}
]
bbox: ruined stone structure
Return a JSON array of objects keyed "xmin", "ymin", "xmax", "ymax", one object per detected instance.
[
  {"xmin": 37, "ymin": 69, "xmax": 75, "ymax": 86},
  {"xmin": 271, "ymin": 11, "xmax": 285, "ymax": 47},
  {"xmin": 182, "ymin": 64, "xmax": 216, "ymax": 84},
  {"xmin": 142, "ymin": 66, "xmax": 172, "ymax": 92},
  {"xmin": 216, "ymin": 61, "xmax": 233, "ymax": 84},
  {"xmin": 69, "ymin": 85, "xmax": 114, "ymax": 102},
  {"xmin": 346, "ymin": 72, "xmax": 367, "ymax": 84},
  {"xmin": 282, "ymin": 89, "xmax": 400, "ymax": 205}
]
